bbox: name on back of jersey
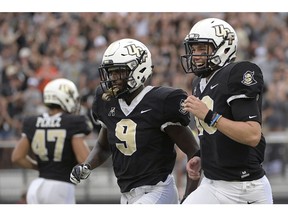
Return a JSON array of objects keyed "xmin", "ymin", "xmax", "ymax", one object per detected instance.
[{"xmin": 36, "ymin": 116, "xmax": 61, "ymax": 128}]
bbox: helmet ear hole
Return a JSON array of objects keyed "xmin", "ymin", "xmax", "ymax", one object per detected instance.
[
  {"xmin": 224, "ymin": 47, "xmax": 230, "ymax": 54},
  {"xmin": 139, "ymin": 67, "xmax": 146, "ymax": 73}
]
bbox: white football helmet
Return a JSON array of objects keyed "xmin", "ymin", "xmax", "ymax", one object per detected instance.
[
  {"xmin": 99, "ymin": 38, "xmax": 153, "ymax": 99},
  {"xmin": 43, "ymin": 78, "xmax": 80, "ymax": 114},
  {"xmin": 181, "ymin": 18, "xmax": 238, "ymax": 77}
]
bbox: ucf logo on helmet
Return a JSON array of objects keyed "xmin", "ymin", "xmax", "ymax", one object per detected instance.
[
  {"xmin": 125, "ymin": 44, "xmax": 147, "ymax": 62},
  {"xmin": 213, "ymin": 24, "xmax": 236, "ymax": 45},
  {"xmin": 59, "ymin": 84, "xmax": 74, "ymax": 96}
]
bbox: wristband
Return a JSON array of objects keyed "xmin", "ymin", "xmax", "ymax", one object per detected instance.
[
  {"xmin": 204, "ymin": 110, "xmax": 222, "ymax": 127},
  {"xmin": 210, "ymin": 113, "xmax": 222, "ymax": 127},
  {"xmin": 204, "ymin": 110, "xmax": 214, "ymax": 125}
]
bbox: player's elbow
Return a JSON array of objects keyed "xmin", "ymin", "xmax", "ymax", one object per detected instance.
[
  {"xmin": 245, "ymin": 132, "xmax": 261, "ymax": 147},
  {"xmin": 11, "ymin": 152, "xmax": 22, "ymax": 165},
  {"xmin": 244, "ymin": 121, "xmax": 262, "ymax": 147},
  {"xmin": 11, "ymin": 150, "xmax": 26, "ymax": 165}
]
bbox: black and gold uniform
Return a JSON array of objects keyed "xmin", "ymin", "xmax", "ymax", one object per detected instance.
[{"xmin": 92, "ymin": 85, "xmax": 190, "ymax": 192}]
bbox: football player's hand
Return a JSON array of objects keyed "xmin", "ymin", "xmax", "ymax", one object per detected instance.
[
  {"xmin": 186, "ymin": 156, "xmax": 201, "ymax": 180},
  {"xmin": 70, "ymin": 163, "xmax": 91, "ymax": 184},
  {"xmin": 183, "ymin": 95, "xmax": 209, "ymax": 121}
]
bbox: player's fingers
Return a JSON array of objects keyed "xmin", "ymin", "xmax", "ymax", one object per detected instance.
[{"xmin": 188, "ymin": 173, "xmax": 201, "ymax": 180}]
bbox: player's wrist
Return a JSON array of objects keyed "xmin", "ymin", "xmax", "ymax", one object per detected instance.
[
  {"xmin": 204, "ymin": 110, "xmax": 214, "ymax": 125},
  {"xmin": 204, "ymin": 110, "xmax": 222, "ymax": 127}
]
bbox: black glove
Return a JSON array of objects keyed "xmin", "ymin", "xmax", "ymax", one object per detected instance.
[{"xmin": 70, "ymin": 163, "xmax": 91, "ymax": 184}]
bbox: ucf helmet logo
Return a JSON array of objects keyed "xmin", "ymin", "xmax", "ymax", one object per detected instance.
[
  {"xmin": 213, "ymin": 24, "xmax": 236, "ymax": 45},
  {"xmin": 59, "ymin": 84, "xmax": 74, "ymax": 97},
  {"xmin": 125, "ymin": 44, "xmax": 147, "ymax": 62}
]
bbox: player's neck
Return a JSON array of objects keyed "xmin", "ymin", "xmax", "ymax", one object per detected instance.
[
  {"xmin": 206, "ymin": 70, "xmax": 217, "ymax": 82},
  {"xmin": 48, "ymin": 108, "xmax": 63, "ymax": 116},
  {"xmin": 123, "ymin": 86, "xmax": 144, "ymax": 105}
]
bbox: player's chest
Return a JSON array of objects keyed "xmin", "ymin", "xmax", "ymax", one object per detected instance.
[
  {"xmin": 194, "ymin": 76, "xmax": 229, "ymax": 109},
  {"xmin": 101, "ymin": 103, "xmax": 161, "ymax": 128}
]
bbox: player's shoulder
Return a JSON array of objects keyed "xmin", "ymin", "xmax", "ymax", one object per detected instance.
[
  {"xmin": 150, "ymin": 86, "xmax": 188, "ymax": 113},
  {"xmin": 151, "ymin": 86, "xmax": 187, "ymax": 98},
  {"xmin": 95, "ymin": 85, "xmax": 103, "ymax": 96},
  {"xmin": 224, "ymin": 61, "xmax": 264, "ymax": 97},
  {"xmin": 23, "ymin": 115, "xmax": 38, "ymax": 122},
  {"xmin": 92, "ymin": 85, "xmax": 103, "ymax": 105},
  {"xmin": 61, "ymin": 113, "xmax": 93, "ymax": 132},
  {"xmin": 225, "ymin": 61, "xmax": 263, "ymax": 83},
  {"xmin": 93, "ymin": 86, "xmax": 102, "ymax": 102},
  {"xmin": 224, "ymin": 61, "xmax": 262, "ymax": 76},
  {"xmin": 61, "ymin": 113, "xmax": 89, "ymax": 123},
  {"xmin": 150, "ymin": 86, "xmax": 190, "ymax": 125},
  {"xmin": 22, "ymin": 114, "xmax": 41, "ymax": 126},
  {"xmin": 234, "ymin": 61, "xmax": 260, "ymax": 68}
]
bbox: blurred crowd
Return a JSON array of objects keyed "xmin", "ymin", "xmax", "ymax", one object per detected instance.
[{"xmin": 0, "ymin": 12, "xmax": 288, "ymax": 139}]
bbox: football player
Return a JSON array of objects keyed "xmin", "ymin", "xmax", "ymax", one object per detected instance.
[
  {"xmin": 70, "ymin": 38, "xmax": 199, "ymax": 204},
  {"xmin": 11, "ymin": 78, "xmax": 92, "ymax": 204},
  {"xmin": 180, "ymin": 18, "xmax": 273, "ymax": 204}
]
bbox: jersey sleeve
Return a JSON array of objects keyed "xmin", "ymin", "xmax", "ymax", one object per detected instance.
[
  {"xmin": 163, "ymin": 88, "xmax": 190, "ymax": 127},
  {"xmin": 71, "ymin": 115, "xmax": 93, "ymax": 136},
  {"xmin": 227, "ymin": 61, "xmax": 264, "ymax": 103},
  {"xmin": 21, "ymin": 116, "xmax": 34, "ymax": 141}
]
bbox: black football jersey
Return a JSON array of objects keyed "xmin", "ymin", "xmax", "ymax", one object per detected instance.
[
  {"xmin": 192, "ymin": 61, "xmax": 266, "ymax": 181},
  {"xmin": 23, "ymin": 112, "xmax": 92, "ymax": 183},
  {"xmin": 92, "ymin": 85, "xmax": 190, "ymax": 192}
]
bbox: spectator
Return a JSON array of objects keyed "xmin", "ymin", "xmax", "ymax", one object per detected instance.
[
  {"xmin": 21, "ymin": 77, "xmax": 46, "ymax": 117},
  {"xmin": 35, "ymin": 56, "xmax": 61, "ymax": 93}
]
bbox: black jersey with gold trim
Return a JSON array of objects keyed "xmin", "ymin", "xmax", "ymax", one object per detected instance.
[
  {"xmin": 22, "ymin": 113, "xmax": 92, "ymax": 183},
  {"xmin": 92, "ymin": 85, "xmax": 190, "ymax": 192},
  {"xmin": 192, "ymin": 61, "xmax": 266, "ymax": 181}
]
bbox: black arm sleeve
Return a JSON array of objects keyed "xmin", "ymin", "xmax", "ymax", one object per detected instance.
[{"xmin": 230, "ymin": 98, "xmax": 261, "ymax": 123}]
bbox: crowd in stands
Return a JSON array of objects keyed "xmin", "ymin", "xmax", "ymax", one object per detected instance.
[{"xmin": 0, "ymin": 12, "xmax": 288, "ymax": 143}]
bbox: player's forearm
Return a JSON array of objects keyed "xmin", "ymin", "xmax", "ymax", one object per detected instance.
[
  {"xmin": 216, "ymin": 117, "xmax": 261, "ymax": 147},
  {"xmin": 84, "ymin": 142, "xmax": 111, "ymax": 169}
]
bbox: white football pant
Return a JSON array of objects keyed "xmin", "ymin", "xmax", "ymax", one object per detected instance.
[
  {"xmin": 26, "ymin": 178, "xmax": 76, "ymax": 204},
  {"xmin": 183, "ymin": 175, "xmax": 273, "ymax": 204},
  {"xmin": 120, "ymin": 174, "xmax": 179, "ymax": 204}
]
